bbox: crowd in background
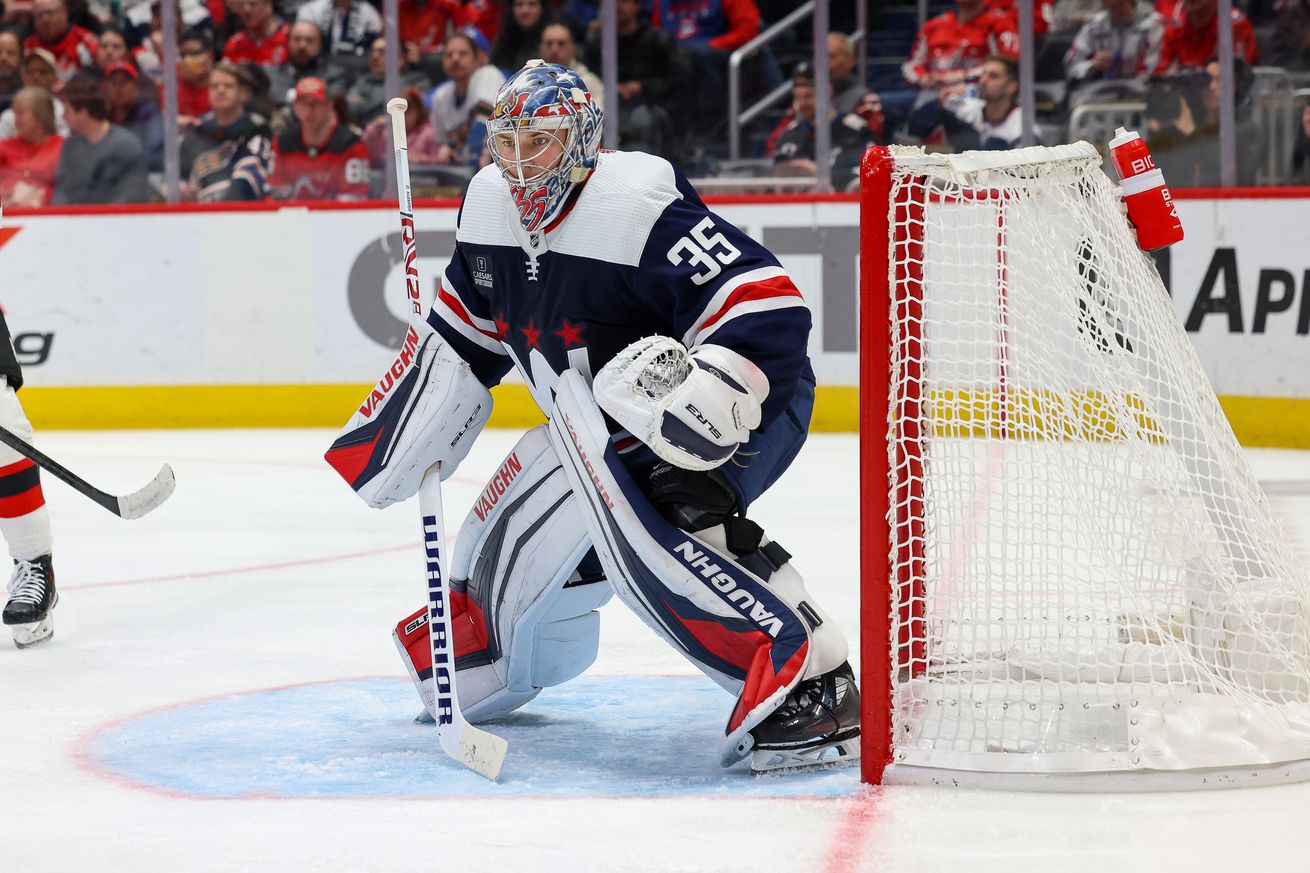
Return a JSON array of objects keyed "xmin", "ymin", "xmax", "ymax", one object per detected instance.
[{"xmin": 0, "ymin": 0, "xmax": 1303, "ymax": 205}]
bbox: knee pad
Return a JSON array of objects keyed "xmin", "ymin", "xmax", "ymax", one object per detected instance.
[{"xmin": 393, "ymin": 425, "xmax": 610, "ymax": 723}]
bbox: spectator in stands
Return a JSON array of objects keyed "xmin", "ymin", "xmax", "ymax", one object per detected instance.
[
  {"xmin": 347, "ymin": 36, "xmax": 429, "ymax": 127},
  {"xmin": 1268, "ymin": 0, "xmax": 1310, "ymax": 72},
  {"xmin": 1293, "ymin": 104, "xmax": 1310, "ymax": 183},
  {"xmin": 492, "ymin": 0, "xmax": 548, "ymax": 73},
  {"xmin": 903, "ymin": 0, "xmax": 1018, "ymax": 95},
  {"xmin": 0, "ymin": 49, "xmax": 68, "ymax": 138},
  {"xmin": 0, "ymin": 86, "xmax": 63, "ymax": 205},
  {"xmin": 223, "ymin": 0, "xmax": 290, "ymax": 67},
  {"xmin": 175, "ymin": 28, "xmax": 214, "ymax": 124},
  {"xmin": 124, "ymin": 0, "xmax": 217, "ymax": 75},
  {"xmin": 52, "ymin": 75, "xmax": 148, "ymax": 204},
  {"xmin": 1065, "ymin": 0, "xmax": 1165, "ymax": 96},
  {"xmin": 296, "ymin": 0, "xmax": 381, "ymax": 57},
  {"xmin": 765, "ymin": 47, "xmax": 884, "ymax": 158},
  {"xmin": 908, "ymin": 55, "xmax": 1030, "ymax": 151},
  {"xmin": 539, "ymin": 21, "xmax": 603, "ymax": 109},
  {"xmin": 267, "ymin": 21, "xmax": 348, "ymax": 105},
  {"xmin": 103, "ymin": 61, "xmax": 162, "ymax": 170},
  {"xmin": 655, "ymin": 0, "xmax": 759, "ymax": 52},
  {"xmin": 362, "ymin": 83, "xmax": 441, "ymax": 171},
  {"xmin": 654, "ymin": 0, "xmax": 759, "ymax": 133},
  {"xmin": 26, "ymin": 0, "xmax": 98, "ymax": 80},
  {"xmin": 774, "ymin": 63, "xmax": 877, "ymax": 192},
  {"xmin": 180, "ymin": 60, "xmax": 273, "ymax": 200},
  {"xmin": 0, "ymin": 32, "xmax": 24, "ymax": 114},
  {"xmin": 1155, "ymin": 0, "xmax": 1256, "ymax": 74},
  {"xmin": 427, "ymin": 30, "xmax": 504, "ymax": 169},
  {"xmin": 270, "ymin": 76, "xmax": 369, "ymax": 198},
  {"xmin": 1146, "ymin": 57, "xmax": 1260, "ymax": 185},
  {"xmin": 96, "ymin": 28, "xmax": 129, "ymax": 72},
  {"xmin": 583, "ymin": 0, "xmax": 689, "ymax": 160}
]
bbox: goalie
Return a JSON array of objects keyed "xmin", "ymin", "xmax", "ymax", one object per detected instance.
[{"xmin": 326, "ymin": 61, "xmax": 858, "ymax": 773}]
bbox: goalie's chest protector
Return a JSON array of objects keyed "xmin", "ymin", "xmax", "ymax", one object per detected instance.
[{"xmin": 448, "ymin": 153, "xmax": 729, "ymax": 417}]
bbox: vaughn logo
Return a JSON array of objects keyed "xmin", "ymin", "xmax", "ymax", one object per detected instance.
[
  {"xmin": 673, "ymin": 541, "xmax": 784, "ymax": 637},
  {"xmin": 472, "ymin": 255, "xmax": 494, "ymax": 289},
  {"xmin": 358, "ymin": 327, "xmax": 421, "ymax": 418},
  {"xmin": 473, "ymin": 452, "xmax": 524, "ymax": 522}
]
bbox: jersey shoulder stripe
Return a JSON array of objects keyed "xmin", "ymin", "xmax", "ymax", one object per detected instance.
[
  {"xmin": 682, "ymin": 266, "xmax": 806, "ymax": 346},
  {"xmin": 433, "ymin": 273, "xmax": 505, "ymax": 355}
]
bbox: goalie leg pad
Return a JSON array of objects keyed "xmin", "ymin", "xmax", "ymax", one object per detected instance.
[
  {"xmin": 326, "ymin": 328, "xmax": 492, "ymax": 508},
  {"xmin": 393, "ymin": 425, "xmax": 611, "ymax": 722},
  {"xmin": 549, "ymin": 370, "xmax": 837, "ymax": 766}
]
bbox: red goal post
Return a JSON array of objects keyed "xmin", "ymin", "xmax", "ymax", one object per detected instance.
[{"xmin": 858, "ymin": 143, "xmax": 1310, "ymax": 790}]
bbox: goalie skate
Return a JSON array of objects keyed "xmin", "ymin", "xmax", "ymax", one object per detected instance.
[
  {"xmin": 3, "ymin": 554, "xmax": 56, "ymax": 649},
  {"xmin": 747, "ymin": 661, "xmax": 861, "ymax": 775}
]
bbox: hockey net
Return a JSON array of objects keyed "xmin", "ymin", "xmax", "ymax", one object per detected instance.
[{"xmin": 859, "ymin": 143, "xmax": 1310, "ymax": 789}]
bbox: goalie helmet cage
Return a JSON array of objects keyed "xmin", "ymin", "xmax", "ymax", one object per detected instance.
[{"xmin": 858, "ymin": 143, "xmax": 1310, "ymax": 791}]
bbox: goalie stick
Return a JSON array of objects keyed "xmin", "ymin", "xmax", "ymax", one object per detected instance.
[
  {"xmin": 0, "ymin": 425, "xmax": 175, "ymax": 520},
  {"xmin": 387, "ymin": 97, "xmax": 507, "ymax": 781}
]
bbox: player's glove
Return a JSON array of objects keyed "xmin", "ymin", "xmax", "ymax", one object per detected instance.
[{"xmin": 593, "ymin": 336, "xmax": 769, "ymax": 472}]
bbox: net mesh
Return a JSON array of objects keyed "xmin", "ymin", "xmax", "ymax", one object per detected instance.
[{"xmin": 881, "ymin": 144, "xmax": 1310, "ymax": 776}]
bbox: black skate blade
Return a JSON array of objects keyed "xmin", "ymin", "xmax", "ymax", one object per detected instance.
[{"xmin": 750, "ymin": 730, "xmax": 861, "ymax": 776}]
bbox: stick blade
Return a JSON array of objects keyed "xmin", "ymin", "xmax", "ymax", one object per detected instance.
[
  {"xmin": 116, "ymin": 464, "xmax": 177, "ymax": 520},
  {"xmin": 444, "ymin": 723, "xmax": 507, "ymax": 782}
]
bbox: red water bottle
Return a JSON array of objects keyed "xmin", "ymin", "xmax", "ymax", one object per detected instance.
[{"xmin": 1108, "ymin": 127, "xmax": 1184, "ymax": 251}]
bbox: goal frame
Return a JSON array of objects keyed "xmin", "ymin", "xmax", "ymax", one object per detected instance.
[{"xmin": 856, "ymin": 144, "xmax": 1310, "ymax": 790}]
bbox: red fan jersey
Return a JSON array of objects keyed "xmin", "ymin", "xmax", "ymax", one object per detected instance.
[
  {"xmin": 270, "ymin": 123, "xmax": 371, "ymax": 201},
  {"xmin": 223, "ymin": 21, "xmax": 291, "ymax": 66},
  {"xmin": 24, "ymin": 25, "xmax": 97, "ymax": 79},
  {"xmin": 169, "ymin": 79, "xmax": 211, "ymax": 118},
  {"xmin": 400, "ymin": 0, "xmax": 457, "ymax": 56},
  {"xmin": 902, "ymin": 8, "xmax": 1019, "ymax": 87},
  {"xmin": 1155, "ymin": 7, "xmax": 1257, "ymax": 74},
  {"xmin": 986, "ymin": 0, "xmax": 1052, "ymax": 37}
]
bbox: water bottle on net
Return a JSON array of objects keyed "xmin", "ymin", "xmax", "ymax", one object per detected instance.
[{"xmin": 1108, "ymin": 127, "xmax": 1184, "ymax": 251}]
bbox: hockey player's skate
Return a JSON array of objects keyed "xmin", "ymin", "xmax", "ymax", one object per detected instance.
[
  {"xmin": 3, "ymin": 554, "xmax": 56, "ymax": 649},
  {"xmin": 747, "ymin": 661, "xmax": 861, "ymax": 775}
]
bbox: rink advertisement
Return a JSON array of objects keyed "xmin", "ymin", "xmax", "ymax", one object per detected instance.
[{"xmin": 0, "ymin": 194, "xmax": 1307, "ymax": 443}]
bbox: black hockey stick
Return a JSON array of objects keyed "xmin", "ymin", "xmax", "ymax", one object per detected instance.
[{"xmin": 0, "ymin": 425, "xmax": 175, "ymax": 520}]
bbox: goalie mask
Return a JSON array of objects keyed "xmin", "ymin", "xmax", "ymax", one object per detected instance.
[{"xmin": 488, "ymin": 60, "xmax": 603, "ymax": 233}]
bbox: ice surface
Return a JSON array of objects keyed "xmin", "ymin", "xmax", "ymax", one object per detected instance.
[{"xmin": 1, "ymin": 429, "xmax": 1308, "ymax": 872}]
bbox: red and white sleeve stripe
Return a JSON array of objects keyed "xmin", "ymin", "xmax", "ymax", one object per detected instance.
[
  {"xmin": 432, "ymin": 272, "xmax": 506, "ymax": 355},
  {"xmin": 681, "ymin": 266, "xmax": 807, "ymax": 347}
]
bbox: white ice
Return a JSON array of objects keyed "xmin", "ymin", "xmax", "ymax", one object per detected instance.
[{"xmin": 1, "ymin": 429, "xmax": 1308, "ymax": 872}]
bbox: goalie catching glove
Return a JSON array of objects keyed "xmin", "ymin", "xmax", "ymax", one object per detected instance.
[
  {"xmin": 325, "ymin": 327, "xmax": 492, "ymax": 507},
  {"xmin": 593, "ymin": 337, "xmax": 769, "ymax": 472}
]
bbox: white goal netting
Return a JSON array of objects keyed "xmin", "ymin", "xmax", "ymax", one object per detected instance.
[{"xmin": 877, "ymin": 143, "xmax": 1310, "ymax": 784}]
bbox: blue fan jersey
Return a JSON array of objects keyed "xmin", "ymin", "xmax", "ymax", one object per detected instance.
[{"xmin": 426, "ymin": 151, "xmax": 814, "ymax": 458}]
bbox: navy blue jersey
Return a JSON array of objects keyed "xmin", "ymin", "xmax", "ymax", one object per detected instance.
[{"xmin": 427, "ymin": 151, "xmax": 813, "ymax": 438}]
